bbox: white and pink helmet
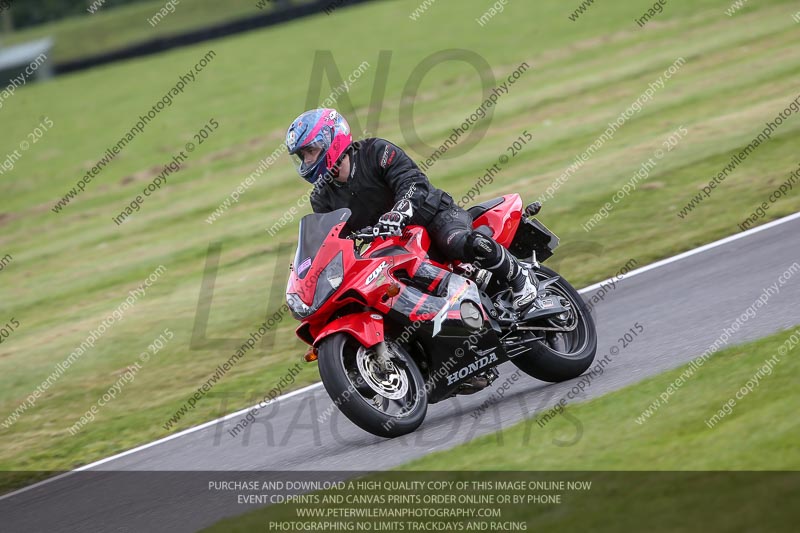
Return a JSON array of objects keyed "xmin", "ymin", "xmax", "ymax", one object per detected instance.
[{"xmin": 286, "ymin": 108, "xmax": 352, "ymax": 184}]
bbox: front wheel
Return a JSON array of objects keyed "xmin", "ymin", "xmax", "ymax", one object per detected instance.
[
  {"xmin": 511, "ymin": 265, "xmax": 597, "ymax": 382},
  {"xmin": 317, "ymin": 333, "xmax": 427, "ymax": 438}
]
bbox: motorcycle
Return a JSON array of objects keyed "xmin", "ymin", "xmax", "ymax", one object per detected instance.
[{"xmin": 285, "ymin": 194, "xmax": 597, "ymax": 437}]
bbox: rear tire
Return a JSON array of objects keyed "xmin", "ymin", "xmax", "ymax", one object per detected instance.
[
  {"xmin": 317, "ymin": 333, "xmax": 427, "ymax": 438},
  {"xmin": 511, "ymin": 265, "xmax": 597, "ymax": 382}
]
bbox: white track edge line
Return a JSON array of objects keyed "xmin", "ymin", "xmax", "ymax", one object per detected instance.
[
  {"xmin": 579, "ymin": 211, "xmax": 800, "ymax": 292},
  {"xmin": 3, "ymin": 210, "xmax": 798, "ymax": 501}
]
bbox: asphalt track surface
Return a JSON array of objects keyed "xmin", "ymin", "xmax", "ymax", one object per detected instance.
[{"xmin": 3, "ymin": 213, "xmax": 800, "ymax": 532}]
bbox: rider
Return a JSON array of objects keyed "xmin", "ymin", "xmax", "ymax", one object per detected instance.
[{"xmin": 285, "ymin": 108, "xmax": 537, "ymax": 310}]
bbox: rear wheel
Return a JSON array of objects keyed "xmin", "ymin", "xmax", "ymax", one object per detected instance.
[
  {"xmin": 510, "ymin": 265, "xmax": 597, "ymax": 382},
  {"xmin": 317, "ymin": 333, "xmax": 427, "ymax": 438}
]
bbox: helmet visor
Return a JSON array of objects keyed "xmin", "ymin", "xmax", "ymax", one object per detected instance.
[{"xmin": 292, "ymin": 139, "xmax": 329, "ymax": 179}]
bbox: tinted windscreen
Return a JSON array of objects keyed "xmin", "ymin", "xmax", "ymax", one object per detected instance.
[{"xmin": 293, "ymin": 208, "xmax": 350, "ymax": 279}]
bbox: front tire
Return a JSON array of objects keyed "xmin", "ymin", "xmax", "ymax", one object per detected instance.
[
  {"xmin": 317, "ymin": 333, "xmax": 427, "ymax": 438},
  {"xmin": 511, "ymin": 265, "xmax": 597, "ymax": 382}
]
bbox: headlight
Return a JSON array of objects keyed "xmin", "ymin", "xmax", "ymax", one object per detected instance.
[
  {"xmin": 312, "ymin": 252, "xmax": 344, "ymax": 310},
  {"xmin": 286, "ymin": 292, "xmax": 311, "ymax": 319},
  {"xmin": 326, "ymin": 263, "xmax": 343, "ymax": 289},
  {"xmin": 286, "ymin": 252, "xmax": 344, "ymax": 320}
]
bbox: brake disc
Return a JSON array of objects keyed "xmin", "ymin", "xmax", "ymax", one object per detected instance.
[{"xmin": 356, "ymin": 346, "xmax": 409, "ymax": 400}]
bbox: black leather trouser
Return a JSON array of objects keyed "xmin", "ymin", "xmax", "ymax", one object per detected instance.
[{"xmin": 426, "ymin": 199, "xmax": 523, "ymax": 287}]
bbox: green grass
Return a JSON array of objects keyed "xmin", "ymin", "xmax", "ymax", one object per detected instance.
[
  {"xmin": 0, "ymin": 0, "xmax": 312, "ymax": 64},
  {"xmin": 1, "ymin": 0, "xmax": 799, "ymax": 489},
  {"xmin": 203, "ymin": 327, "xmax": 800, "ymax": 532}
]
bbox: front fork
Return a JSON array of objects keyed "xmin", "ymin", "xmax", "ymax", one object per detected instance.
[{"xmin": 374, "ymin": 341, "xmax": 393, "ymax": 370}]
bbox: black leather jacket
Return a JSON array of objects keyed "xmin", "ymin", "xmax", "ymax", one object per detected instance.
[{"xmin": 310, "ymin": 138, "xmax": 448, "ymax": 231}]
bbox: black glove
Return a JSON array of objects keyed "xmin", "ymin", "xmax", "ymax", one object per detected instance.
[
  {"xmin": 377, "ymin": 212, "xmax": 405, "ymax": 234},
  {"xmin": 377, "ymin": 199, "xmax": 414, "ymax": 233}
]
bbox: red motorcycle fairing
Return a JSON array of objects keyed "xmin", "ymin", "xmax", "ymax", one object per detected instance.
[
  {"xmin": 312, "ymin": 311, "xmax": 385, "ymax": 348},
  {"xmin": 290, "ymin": 219, "xmax": 351, "ymax": 308},
  {"xmin": 289, "ymin": 243, "xmax": 397, "ymax": 346},
  {"xmin": 288, "ymin": 220, "xmax": 457, "ymax": 347},
  {"xmin": 471, "ymin": 193, "xmax": 523, "ymax": 249}
]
